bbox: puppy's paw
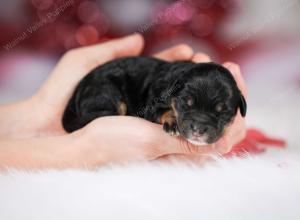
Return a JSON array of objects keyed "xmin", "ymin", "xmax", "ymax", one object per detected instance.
[
  {"xmin": 160, "ymin": 110, "xmax": 180, "ymax": 136},
  {"xmin": 163, "ymin": 121, "xmax": 179, "ymax": 136}
]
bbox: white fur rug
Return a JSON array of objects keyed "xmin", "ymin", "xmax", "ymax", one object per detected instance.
[
  {"xmin": 0, "ymin": 150, "xmax": 300, "ymax": 220},
  {"xmin": 1, "ymin": 47, "xmax": 300, "ymax": 220}
]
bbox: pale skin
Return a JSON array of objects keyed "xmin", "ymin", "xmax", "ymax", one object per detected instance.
[{"xmin": 0, "ymin": 34, "xmax": 247, "ymax": 170}]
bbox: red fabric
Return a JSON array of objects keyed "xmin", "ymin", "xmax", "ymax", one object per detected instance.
[{"xmin": 225, "ymin": 128, "xmax": 286, "ymax": 157}]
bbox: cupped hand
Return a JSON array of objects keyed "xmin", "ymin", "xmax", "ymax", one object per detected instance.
[{"xmin": 0, "ymin": 33, "xmax": 247, "ymax": 169}]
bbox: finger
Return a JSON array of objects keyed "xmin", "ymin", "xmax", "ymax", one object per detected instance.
[
  {"xmin": 80, "ymin": 33, "xmax": 144, "ymax": 64},
  {"xmin": 216, "ymin": 128, "xmax": 246, "ymax": 155},
  {"xmin": 228, "ymin": 113, "xmax": 247, "ymax": 144},
  {"xmin": 223, "ymin": 62, "xmax": 248, "ymax": 98},
  {"xmin": 153, "ymin": 44, "xmax": 194, "ymax": 61},
  {"xmin": 215, "ymin": 112, "xmax": 246, "ymax": 154},
  {"xmin": 215, "ymin": 135, "xmax": 232, "ymax": 154},
  {"xmin": 191, "ymin": 53, "xmax": 211, "ymax": 63}
]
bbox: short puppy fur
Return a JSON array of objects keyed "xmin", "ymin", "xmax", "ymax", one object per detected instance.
[{"xmin": 63, "ymin": 57, "xmax": 247, "ymax": 145}]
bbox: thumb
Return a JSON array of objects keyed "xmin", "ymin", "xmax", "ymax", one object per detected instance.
[{"xmin": 81, "ymin": 33, "xmax": 145, "ymax": 63}]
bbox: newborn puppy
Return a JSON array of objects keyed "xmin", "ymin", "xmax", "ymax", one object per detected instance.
[{"xmin": 62, "ymin": 57, "xmax": 247, "ymax": 145}]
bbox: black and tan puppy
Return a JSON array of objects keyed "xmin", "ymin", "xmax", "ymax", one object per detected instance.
[{"xmin": 62, "ymin": 57, "xmax": 247, "ymax": 145}]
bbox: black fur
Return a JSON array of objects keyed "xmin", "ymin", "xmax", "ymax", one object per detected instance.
[{"xmin": 62, "ymin": 56, "xmax": 246, "ymax": 144}]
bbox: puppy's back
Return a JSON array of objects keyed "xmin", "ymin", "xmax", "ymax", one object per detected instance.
[{"xmin": 62, "ymin": 57, "xmax": 169, "ymax": 131}]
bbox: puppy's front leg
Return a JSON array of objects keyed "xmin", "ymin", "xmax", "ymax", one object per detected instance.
[{"xmin": 160, "ymin": 110, "xmax": 180, "ymax": 136}]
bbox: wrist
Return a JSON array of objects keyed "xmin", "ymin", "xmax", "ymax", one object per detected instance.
[
  {"xmin": 0, "ymin": 98, "xmax": 36, "ymax": 138},
  {"xmin": 0, "ymin": 134, "xmax": 81, "ymax": 170},
  {"xmin": 0, "ymin": 132, "xmax": 108, "ymax": 170},
  {"xmin": 0, "ymin": 95, "xmax": 64, "ymax": 139}
]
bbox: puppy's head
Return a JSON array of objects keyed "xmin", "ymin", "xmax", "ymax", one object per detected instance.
[{"xmin": 170, "ymin": 62, "xmax": 246, "ymax": 145}]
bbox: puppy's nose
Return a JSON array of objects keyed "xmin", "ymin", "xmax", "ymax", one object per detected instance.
[{"xmin": 191, "ymin": 124, "xmax": 208, "ymax": 135}]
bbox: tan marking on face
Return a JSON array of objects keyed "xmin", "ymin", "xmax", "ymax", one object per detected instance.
[{"xmin": 117, "ymin": 102, "xmax": 127, "ymax": 115}]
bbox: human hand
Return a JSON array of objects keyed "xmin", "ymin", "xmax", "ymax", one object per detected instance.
[
  {"xmin": 0, "ymin": 32, "xmax": 246, "ymax": 168},
  {"xmin": 1, "ymin": 32, "xmax": 245, "ymax": 165},
  {"xmin": 0, "ymin": 114, "xmax": 213, "ymax": 170}
]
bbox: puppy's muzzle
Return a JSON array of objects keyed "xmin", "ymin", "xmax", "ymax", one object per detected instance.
[{"xmin": 178, "ymin": 113, "xmax": 220, "ymax": 145}]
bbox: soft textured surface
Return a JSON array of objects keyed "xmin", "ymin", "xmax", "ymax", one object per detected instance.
[{"xmin": 0, "ymin": 151, "xmax": 300, "ymax": 220}]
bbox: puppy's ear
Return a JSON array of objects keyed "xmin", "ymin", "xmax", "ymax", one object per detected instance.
[{"xmin": 239, "ymin": 94, "xmax": 247, "ymax": 117}]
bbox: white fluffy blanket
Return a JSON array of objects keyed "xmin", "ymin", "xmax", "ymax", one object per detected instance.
[{"xmin": 1, "ymin": 150, "xmax": 300, "ymax": 220}]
